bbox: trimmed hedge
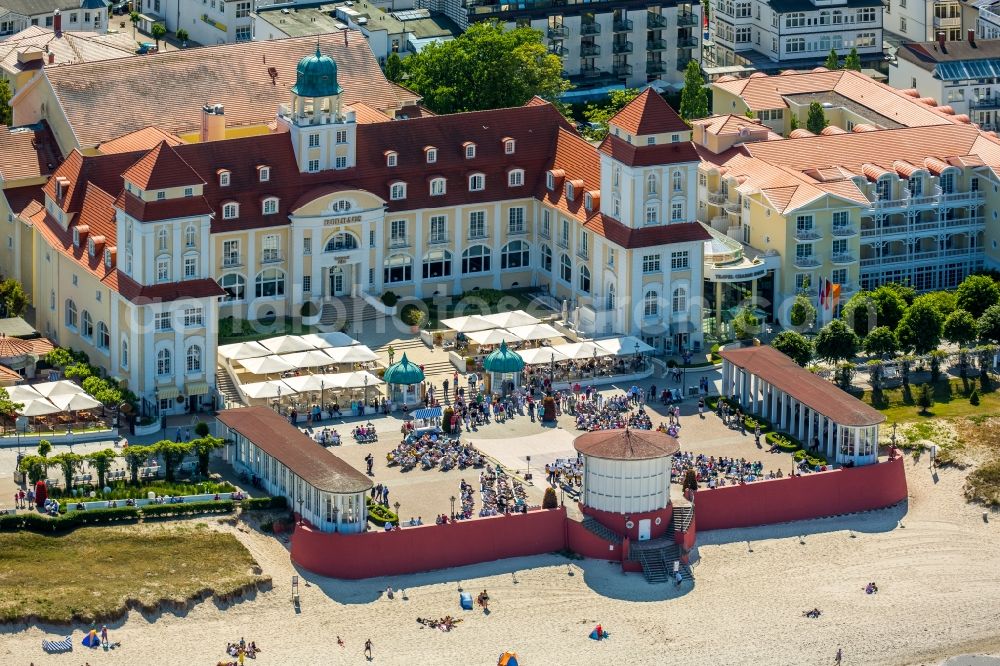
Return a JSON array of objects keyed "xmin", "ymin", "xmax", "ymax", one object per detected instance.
[
  {"xmin": 0, "ymin": 501, "xmax": 234, "ymax": 532},
  {"xmin": 765, "ymin": 432, "xmax": 802, "ymax": 452},
  {"xmin": 140, "ymin": 500, "xmax": 235, "ymax": 519},
  {"xmin": 367, "ymin": 501, "xmax": 398, "ymax": 525},
  {"xmin": 240, "ymin": 496, "xmax": 288, "ymax": 511}
]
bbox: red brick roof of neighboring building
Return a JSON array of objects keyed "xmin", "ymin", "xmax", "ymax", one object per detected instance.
[
  {"xmin": 121, "ymin": 141, "xmax": 206, "ymax": 190},
  {"xmin": 574, "ymin": 428, "xmax": 680, "ymax": 460},
  {"xmin": 0, "ymin": 122, "xmax": 60, "ymax": 182},
  {"xmin": 720, "ymin": 345, "xmax": 886, "ymax": 427},
  {"xmin": 609, "ymin": 89, "xmax": 689, "ymax": 136},
  {"xmin": 598, "ymin": 134, "xmax": 702, "ymax": 167},
  {"xmin": 0, "ymin": 334, "xmax": 35, "ymax": 358},
  {"xmin": 538, "ymin": 127, "xmax": 602, "ymax": 224},
  {"xmin": 116, "ymin": 273, "xmax": 225, "ymax": 305},
  {"xmin": 97, "ymin": 127, "xmax": 184, "ymax": 155}
]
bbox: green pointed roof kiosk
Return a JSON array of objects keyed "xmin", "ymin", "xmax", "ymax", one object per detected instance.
[
  {"xmin": 482, "ymin": 341, "xmax": 526, "ymax": 395},
  {"xmin": 383, "ymin": 353, "xmax": 426, "ymax": 407}
]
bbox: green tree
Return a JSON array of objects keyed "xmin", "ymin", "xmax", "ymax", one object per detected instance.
[
  {"xmin": 384, "ymin": 52, "xmax": 404, "ymax": 82},
  {"xmin": 176, "ymin": 28, "xmax": 189, "ymax": 44},
  {"xmin": 814, "ymin": 319, "xmax": 860, "ymax": 361},
  {"xmin": 150, "ymin": 22, "xmax": 167, "ymax": 48},
  {"xmin": 37, "ymin": 439, "xmax": 52, "ymax": 458},
  {"xmin": 883, "ymin": 282, "xmax": 917, "ymax": 305},
  {"xmin": 123, "ymin": 444, "xmax": 152, "ymax": 484},
  {"xmin": 976, "ymin": 304, "xmax": 1000, "ymax": 343},
  {"xmin": 956, "ymin": 274, "xmax": 1000, "ymax": 318},
  {"xmin": 843, "ymin": 47, "xmax": 862, "ymax": 72},
  {"xmin": 583, "ymin": 88, "xmax": 641, "ymax": 140},
  {"xmin": 731, "ymin": 308, "xmax": 761, "ymax": 341},
  {"xmin": 896, "ymin": 300, "xmax": 944, "ymax": 354},
  {"xmin": 841, "ymin": 291, "xmax": 877, "ymax": 336},
  {"xmin": 929, "ymin": 349, "xmax": 948, "ymax": 383},
  {"xmin": 87, "ymin": 448, "xmax": 118, "ymax": 490},
  {"xmin": 806, "ymin": 101, "xmax": 828, "ymax": 134},
  {"xmin": 50, "ymin": 452, "xmax": 83, "ymax": 491},
  {"xmin": 771, "ymin": 331, "xmax": 813, "ymax": 366},
  {"xmin": 789, "ymin": 294, "xmax": 817, "ymax": 328},
  {"xmin": 835, "ymin": 362, "xmax": 856, "ymax": 390},
  {"xmin": 129, "ymin": 11, "xmax": 140, "ymax": 37},
  {"xmin": 789, "ymin": 115, "xmax": 799, "ymax": 132},
  {"xmin": 913, "ymin": 290, "xmax": 957, "ymax": 317},
  {"xmin": 679, "ymin": 59, "xmax": 709, "ymax": 120},
  {"xmin": 863, "ymin": 326, "xmax": 898, "ymax": 358},
  {"xmin": 194, "ymin": 421, "xmax": 211, "ymax": 438},
  {"xmin": 0, "ymin": 77, "xmax": 11, "ymax": 127},
  {"xmin": 17, "ymin": 454, "xmax": 49, "ymax": 485},
  {"xmin": 824, "ymin": 49, "xmax": 840, "ymax": 70},
  {"xmin": 402, "ymin": 21, "xmax": 569, "ymax": 115},
  {"xmin": 0, "ymin": 278, "xmax": 27, "ymax": 317},
  {"xmin": 190, "ymin": 435, "xmax": 225, "ymax": 477},
  {"xmin": 870, "ymin": 285, "xmax": 909, "ymax": 331},
  {"xmin": 64, "ymin": 362, "xmax": 93, "ymax": 381},
  {"xmin": 155, "ymin": 440, "xmax": 191, "ymax": 482},
  {"xmin": 944, "ymin": 309, "xmax": 978, "ymax": 347},
  {"xmin": 917, "ymin": 383, "xmax": 934, "ymax": 415},
  {"xmin": 542, "ymin": 486, "xmax": 558, "ymax": 509},
  {"xmin": 45, "ymin": 347, "xmax": 75, "ymax": 369},
  {"xmin": 0, "ymin": 386, "xmax": 22, "ymax": 420}
]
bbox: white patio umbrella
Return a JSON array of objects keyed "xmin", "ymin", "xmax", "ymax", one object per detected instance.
[
  {"xmin": 281, "ymin": 374, "xmax": 327, "ymax": 393},
  {"xmin": 516, "ymin": 347, "xmax": 569, "ymax": 365},
  {"xmin": 239, "ymin": 354, "xmax": 295, "ymax": 375},
  {"xmin": 439, "ymin": 314, "xmax": 497, "ymax": 333},
  {"xmin": 17, "ymin": 398, "xmax": 61, "ymax": 416},
  {"xmin": 324, "ymin": 345, "xmax": 379, "ymax": 363},
  {"xmin": 6, "ymin": 384, "xmax": 43, "ymax": 403},
  {"xmin": 259, "ymin": 335, "xmax": 314, "ymax": 355},
  {"xmin": 49, "ymin": 392, "xmax": 102, "ymax": 412},
  {"xmin": 282, "ymin": 349, "xmax": 336, "ymax": 369},
  {"xmin": 336, "ymin": 370, "xmax": 385, "ymax": 389},
  {"xmin": 240, "ymin": 380, "xmax": 291, "ymax": 400},
  {"xmin": 506, "ymin": 323, "xmax": 562, "ymax": 342},
  {"xmin": 551, "ymin": 342, "xmax": 613, "ymax": 360},
  {"xmin": 217, "ymin": 340, "xmax": 270, "ymax": 361},
  {"xmin": 299, "ymin": 332, "xmax": 357, "ymax": 349},
  {"xmin": 466, "ymin": 328, "xmax": 524, "ymax": 345},
  {"xmin": 32, "ymin": 380, "xmax": 85, "ymax": 398},
  {"xmin": 480, "ymin": 310, "xmax": 540, "ymax": 328},
  {"xmin": 594, "ymin": 336, "xmax": 656, "ymax": 356}
]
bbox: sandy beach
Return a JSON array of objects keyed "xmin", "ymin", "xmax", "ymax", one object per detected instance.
[{"xmin": 1, "ymin": 449, "xmax": 999, "ymax": 666}]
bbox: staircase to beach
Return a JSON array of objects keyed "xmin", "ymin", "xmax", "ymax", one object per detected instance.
[
  {"xmin": 581, "ymin": 516, "xmax": 623, "ymax": 545},
  {"xmin": 627, "ymin": 506, "xmax": 695, "ymax": 583},
  {"xmin": 215, "ymin": 369, "xmax": 245, "ymax": 408}
]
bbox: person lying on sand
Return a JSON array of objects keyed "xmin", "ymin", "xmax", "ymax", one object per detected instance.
[{"xmin": 803, "ymin": 608, "xmax": 822, "ymax": 618}]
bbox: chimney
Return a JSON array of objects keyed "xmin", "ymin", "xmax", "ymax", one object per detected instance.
[
  {"xmin": 938, "ymin": 32, "xmax": 946, "ymax": 49},
  {"xmin": 200, "ymin": 104, "xmax": 226, "ymax": 142},
  {"xmin": 969, "ymin": 29, "xmax": 976, "ymax": 46},
  {"xmin": 53, "ymin": 9, "xmax": 62, "ymax": 36},
  {"xmin": 48, "ymin": 52, "xmax": 55, "ymax": 65}
]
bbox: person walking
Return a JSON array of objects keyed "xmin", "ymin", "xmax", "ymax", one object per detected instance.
[
  {"xmin": 364, "ymin": 638, "xmax": 374, "ymax": 661},
  {"xmin": 834, "ymin": 647, "xmax": 842, "ymax": 665},
  {"xmin": 443, "ymin": 378, "xmax": 449, "ymax": 402}
]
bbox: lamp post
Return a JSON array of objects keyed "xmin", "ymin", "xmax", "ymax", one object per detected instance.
[
  {"xmin": 549, "ymin": 352, "xmax": 555, "ymax": 390},
  {"xmin": 394, "ymin": 501, "xmax": 400, "ymax": 526},
  {"xmin": 559, "ymin": 483, "xmax": 565, "ymax": 507},
  {"xmin": 297, "ymin": 497, "xmax": 303, "ymax": 525},
  {"xmin": 526, "ymin": 454, "xmax": 531, "ymax": 481},
  {"xmin": 320, "ymin": 380, "xmax": 325, "ymax": 419},
  {"xmin": 450, "ymin": 495, "xmax": 456, "ymax": 520}
]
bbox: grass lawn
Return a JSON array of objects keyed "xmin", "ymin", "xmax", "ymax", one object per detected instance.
[
  {"xmin": 0, "ymin": 524, "xmax": 258, "ymax": 623},
  {"xmin": 857, "ymin": 377, "xmax": 1000, "ymax": 424}
]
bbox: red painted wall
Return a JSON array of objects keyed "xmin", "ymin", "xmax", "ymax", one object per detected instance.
[
  {"xmin": 694, "ymin": 456, "xmax": 907, "ymax": 531},
  {"xmin": 292, "ymin": 507, "xmax": 567, "ymax": 579},
  {"xmin": 580, "ymin": 503, "xmax": 674, "ymax": 540},
  {"xmin": 566, "ymin": 518, "xmax": 622, "ymax": 561}
]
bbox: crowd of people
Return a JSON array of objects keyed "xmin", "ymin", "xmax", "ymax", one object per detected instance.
[
  {"xmin": 544, "ymin": 458, "xmax": 582, "ymax": 489},
  {"xmin": 671, "ymin": 451, "xmax": 780, "ymax": 487},
  {"xmin": 312, "ymin": 427, "xmax": 341, "ymax": 446},
  {"xmin": 386, "ymin": 429, "xmax": 484, "ymax": 472},
  {"xmin": 219, "ymin": 638, "xmax": 260, "ymax": 665},
  {"xmin": 474, "ymin": 467, "xmax": 528, "ymax": 517}
]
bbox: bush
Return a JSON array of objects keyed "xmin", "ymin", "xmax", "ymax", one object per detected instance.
[
  {"xmin": 139, "ymin": 500, "xmax": 235, "ymax": 519},
  {"xmin": 970, "ymin": 389, "xmax": 981, "ymax": 406},
  {"xmin": 367, "ymin": 501, "xmax": 398, "ymax": 525},
  {"xmin": 260, "ymin": 520, "xmax": 275, "ymax": 533},
  {"xmin": 399, "ymin": 303, "xmax": 425, "ymax": 327},
  {"xmin": 299, "ymin": 301, "xmax": 319, "ymax": 317},
  {"xmin": 241, "ymin": 496, "xmax": 287, "ymax": 511},
  {"xmin": 442, "ymin": 407, "xmax": 454, "ymax": 434},
  {"xmin": 542, "ymin": 487, "xmax": 558, "ymax": 509},
  {"xmin": 381, "ymin": 291, "xmax": 399, "ymax": 307},
  {"xmin": 765, "ymin": 432, "xmax": 802, "ymax": 452},
  {"xmin": 682, "ymin": 469, "xmax": 698, "ymax": 493}
]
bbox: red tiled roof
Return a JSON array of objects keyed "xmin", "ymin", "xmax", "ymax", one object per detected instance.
[
  {"xmin": 98, "ymin": 127, "xmax": 184, "ymax": 155},
  {"xmin": 0, "ymin": 364, "xmax": 23, "ymax": 383},
  {"xmin": 609, "ymin": 89, "xmax": 689, "ymax": 136},
  {"xmin": 0, "ymin": 122, "xmax": 60, "ymax": 182},
  {"xmin": 122, "ymin": 141, "xmax": 206, "ymax": 190},
  {"xmin": 536, "ymin": 127, "xmax": 601, "ymax": 224},
  {"xmin": 22, "ymin": 337, "xmax": 55, "ymax": 356},
  {"xmin": 0, "ymin": 334, "xmax": 34, "ymax": 358},
  {"xmin": 116, "ymin": 273, "xmax": 225, "ymax": 305},
  {"xmin": 720, "ymin": 345, "xmax": 886, "ymax": 427},
  {"xmin": 598, "ymin": 134, "xmax": 701, "ymax": 167},
  {"xmin": 574, "ymin": 428, "xmax": 680, "ymax": 460},
  {"xmin": 585, "ymin": 218, "xmax": 710, "ymax": 249},
  {"xmin": 114, "ymin": 191, "xmax": 216, "ymax": 222},
  {"xmin": 217, "ymin": 406, "xmax": 372, "ymax": 494},
  {"xmin": 3, "ymin": 185, "xmax": 44, "ymax": 220}
]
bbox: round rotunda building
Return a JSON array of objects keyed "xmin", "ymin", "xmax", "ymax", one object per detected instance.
[{"xmin": 574, "ymin": 428, "xmax": 680, "ymax": 541}]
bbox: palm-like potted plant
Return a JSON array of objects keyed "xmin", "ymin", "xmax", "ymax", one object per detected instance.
[{"xmin": 176, "ymin": 28, "xmax": 189, "ymax": 47}]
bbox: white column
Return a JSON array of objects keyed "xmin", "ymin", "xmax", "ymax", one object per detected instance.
[
  {"xmin": 825, "ymin": 418, "xmax": 835, "ymax": 458},
  {"xmin": 721, "ymin": 360, "xmax": 730, "ymax": 397},
  {"xmin": 742, "ymin": 370, "xmax": 750, "ymax": 407},
  {"xmin": 806, "ymin": 408, "xmax": 815, "ymax": 448},
  {"xmin": 770, "ymin": 385, "xmax": 778, "ymax": 422},
  {"xmin": 798, "ymin": 401, "xmax": 806, "ymax": 439}
]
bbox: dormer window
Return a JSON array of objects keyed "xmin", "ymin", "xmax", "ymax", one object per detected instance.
[
  {"xmin": 258, "ymin": 166, "xmax": 270, "ymax": 182},
  {"xmin": 219, "ymin": 170, "xmax": 231, "ymax": 187},
  {"xmin": 468, "ymin": 173, "xmax": 485, "ymax": 192},
  {"xmin": 430, "ymin": 177, "xmax": 446, "ymax": 196},
  {"xmin": 565, "ymin": 182, "xmax": 575, "ymax": 201},
  {"xmin": 156, "ymin": 191, "xmax": 166, "ymax": 201},
  {"xmin": 546, "ymin": 172, "xmax": 555, "ymax": 190},
  {"xmin": 425, "ymin": 147, "xmax": 437, "ymax": 164},
  {"xmin": 262, "ymin": 197, "xmax": 279, "ymax": 215},
  {"xmin": 464, "ymin": 142, "xmax": 476, "ymax": 159},
  {"xmin": 390, "ymin": 182, "xmax": 407, "ymax": 201},
  {"xmin": 584, "ymin": 193, "xmax": 593, "ymax": 211},
  {"xmin": 385, "ymin": 151, "xmax": 398, "ymax": 168},
  {"xmin": 504, "ymin": 138, "xmax": 516, "ymax": 154},
  {"xmin": 72, "ymin": 227, "xmax": 80, "ymax": 248},
  {"xmin": 508, "ymin": 169, "xmax": 524, "ymax": 187},
  {"xmin": 104, "ymin": 248, "xmax": 112, "ymax": 268},
  {"xmin": 87, "ymin": 237, "xmax": 95, "ymax": 257},
  {"xmin": 222, "ymin": 202, "xmax": 239, "ymax": 220}
]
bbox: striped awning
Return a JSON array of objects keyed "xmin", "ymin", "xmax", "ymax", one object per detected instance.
[
  {"xmin": 412, "ymin": 406, "xmax": 442, "ymax": 420},
  {"xmin": 156, "ymin": 385, "xmax": 181, "ymax": 400},
  {"xmin": 186, "ymin": 381, "xmax": 211, "ymax": 396}
]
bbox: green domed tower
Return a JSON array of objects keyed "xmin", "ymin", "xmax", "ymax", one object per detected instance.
[{"xmin": 292, "ymin": 46, "xmax": 343, "ymax": 98}]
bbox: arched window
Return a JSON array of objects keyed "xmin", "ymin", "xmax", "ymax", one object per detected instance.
[
  {"xmin": 262, "ymin": 197, "xmax": 279, "ymax": 215},
  {"xmin": 325, "ymin": 232, "xmax": 359, "ymax": 252},
  {"xmin": 508, "ymin": 169, "xmax": 524, "ymax": 187},
  {"xmin": 97, "ymin": 321, "xmax": 110, "ymax": 349},
  {"xmin": 422, "ymin": 249, "xmax": 452, "ymax": 279},
  {"xmin": 219, "ymin": 273, "xmax": 246, "ymax": 302},
  {"xmin": 186, "ymin": 344, "xmax": 202, "ymax": 373},
  {"xmin": 332, "ymin": 199, "xmax": 351, "ymax": 212},
  {"xmin": 390, "ymin": 182, "xmax": 407, "ymax": 200},
  {"xmin": 185, "ymin": 225, "xmax": 197, "ymax": 247},
  {"xmin": 255, "ymin": 268, "xmax": 285, "ymax": 298},
  {"xmin": 222, "ymin": 202, "xmax": 239, "ymax": 219},
  {"xmin": 578, "ymin": 265, "xmax": 591, "ymax": 293},
  {"xmin": 606, "ymin": 283, "xmax": 615, "ymax": 310},
  {"xmin": 672, "ymin": 287, "xmax": 687, "ymax": 313},
  {"xmin": 501, "ymin": 240, "xmax": 530, "ymax": 269},
  {"xmin": 541, "ymin": 245, "xmax": 552, "ymax": 272},
  {"xmin": 157, "ymin": 228, "xmax": 168, "ymax": 251},
  {"xmin": 672, "ymin": 170, "xmax": 682, "ymax": 192},
  {"xmin": 120, "ymin": 338, "xmax": 129, "ymax": 369},
  {"xmin": 647, "ymin": 173, "xmax": 658, "ymax": 196},
  {"xmin": 383, "ymin": 254, "xmax": 413, "ymax": 283},
  {"xmin": 559, "ymin": 254, "xmax": 572, "ymax": 282},
  {"xmin": 430, "ymin": 177, "xmax": 446, "ymax": 196},
  {"xmin": 65, "ymin": 299, "xmax": 78, "ymax": 328},
  {"xmin": 461, "ymin": 245, "xmax": 491, "ymax": 274},
  {"xmin": 81, "ymin": 310, "xmax": 93, "ymax": 338},
  {"xmin": 643, "ymin": 290, "xmax": 659, "ymax": 318},
  {"xmin": 156, "ymin": 348, "xmax": 172, "ymax": 376},
  {"xmin": 468, "ymin": 173, "xmax": 485, "ymax": 192}
]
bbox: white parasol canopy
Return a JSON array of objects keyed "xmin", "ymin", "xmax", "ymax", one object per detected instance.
[
  {"xmin": 324, "ymin": 345, "xmax": 379, "ymax": 363},
  {"xmin": 480, "ymin": 310, "xmax": 540, "ymax": 328},
  {"xmin": 334, "ymin": 370, "xmax": 385, "ymax": 389},
  {"xmin": 32, "ymin": 380, "xmax": 85, "ymax": 398},
  {"xmin": 259, "ymin": 335, "xmax": 315, "ymax": 355},
  {"xmin": 506, "ymin": 323, "xmax": 562, "ymax": 342},
  {"xmin": 298, "ymin": 332, "xmax": 357, "ymax": 349},
  {"xmin": 516, "ymin": 347, "xmax": 569, "ymax": 365},
  {"xmin": 466, "ymin": 328, "xmax": 524, "ymax": 345},
  {"xmin": 6, "ymin": 384, "xmax": 43, "ymax": 403},
  {"xmin": 282, "ymin": 349, "xmax": 335, "ymax": 369},
  {"xmin": 281, "ymin": 374, "xmax": 328, "ymax": 393},
  {"xmin": 49, "ymin": 392, "xmax": 102, "ymax": 412},
  {"xmin": 17, "ymin": 398, "xmax": 61, "ymax": 416},
  {"xmin": 240, "ymin": 380, "xmax": 291, "ymax": 399},
  {"xmin": 551, "ymin": 341, "xmax": 614, "ymax": 360},
  {"xmin": 217, "ymin": 340, "xmax": 270, "ymax": 361},
  {"xmin": 439, "ymin": 314, "xmax": 497, "ymax": 333},
  {"xmin": 594, "ymin": 336, "xmax": 656, "ymax": 356},
  {"xmin": 239, "ymin": 354, "xmax": 295, "ymax": 375}
]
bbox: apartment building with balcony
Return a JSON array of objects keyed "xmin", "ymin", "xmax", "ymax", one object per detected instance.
[
  {"xmin": 418, "ymin": 0, "xmax": 701, "ymax": 93},
  {"xmin": 883, "ymin": 0, "xmax": 962, "ymax": 42},
  {"xmin": 694, "ymin": 69, "xmax": 1000, "ymax": 325},
  {"xmin": 705, "ymin": 0, "xmax": 884, "ymax": 73},
  {"xmin": 891, "ymin": 32, "xmax": 1000, "ymax": 129}
]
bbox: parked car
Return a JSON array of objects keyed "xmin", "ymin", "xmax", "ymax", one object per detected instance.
[{"xmin": 135, "ymin": 42, "xmax": 157, "ymax": 55}]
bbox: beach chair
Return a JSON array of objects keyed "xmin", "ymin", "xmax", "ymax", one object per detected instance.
[
  {"xmin": 42, "ymin": 636, "xmax": 73, "ymax": 653},
  {"xmin": 292, "ymin": 575, "xmax": 300, "ymax": 607}
]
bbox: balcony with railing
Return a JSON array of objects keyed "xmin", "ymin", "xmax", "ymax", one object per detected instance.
[
  {"xmin": 793, "ymin": 254, "xmax": 821, "ymax": 269},
  {"xmin": 613, "ymin": 40, "xmax": 633, "ymax": 53},
  {"xmin": 547, "ymin": 25, "xmax": 568, "ymax": 39},
  {"xmin": 677, "ymin": 36, "xmax": 698, "ymax": 48},
  {"xmin": 613, "ymin": 63, "xmax": 633, "ymax": 76},
  {"xmin": 831, "ymin": 253, "xmax": 856, "ymax": 265},
  {"xmin": 613, "ymin": 18, "xmax": 633, "ymax": 32},
  {"xmin": 794, "ymin": 228, "xmax": 822, "ymax": 241},
  {"xmin": 580, "ymin": 64, "xmax": 606, "ymax": 78},
  {"xmin": 260, "ymin": 251, "xmax": 283, "ymax": 264},
  {"xmin": 580, "ymin": 43, "xmax": 601, "ymax": 56},
  {"xmin": 646, "ymin": 38, "xmax": 667, "ymax": 51},
  {"xmin": 861, "ymin": 214, "xmax": 986, "ymax": 238},
  {"xmin": 723, "ymin": 199, "xmax": 740, "ymax": 213},
  {"xmin": 970, "ymin": 97, "xmax": 1000, "ymax": 110},
  {"xmin": 508, "ymin": 225, "xmax": 528, "ymax": 236},
  {"xmin": 468, "ymin": 230, "xmax": 489, "ymax": 241},
  {"xmin": 540, "ymin": 227, "xmax": 551, "ymax": 240},
  {"xmin": 388, "ymin": 236, "xmax": 409, "ymax": 249},
  {"xmin": 646, "ymin": 60, "xmax": 667, "ymax": 74},
  {"xmin": 677, "ymin": 12, "xmax": 698, "ymax": 26},
  {"xmin": 548, "ymin": 44, "xmax": 568, "ymax": 56},
  {"xmin": 647, "ymin": 12, "xmax": 668, "ymax": 28},
  {"xmin": 707, "ymin": 192, "xmax": 726, "ymax": 205},
  {"xmin": 831, "ymin": 225, "xmax": 858, "ymax": 237},
  {"xmin": 580, "ymin": 21, "xmax": 601, "ymax": 35},
  {"xmin": 860, "ymin": 247, "xmax": 985, "ymax": 267}
]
